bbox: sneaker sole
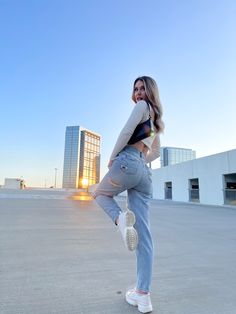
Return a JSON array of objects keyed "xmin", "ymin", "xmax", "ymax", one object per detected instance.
[
  {"xmin": 126, "ymin": 295, "xmax": 153, "ymax": 313},
  {"xmin": 125, "ymin": 210, "xmax": 136, "ymax": 227},
  {"xmin": 125, "ymin": 227, "xmax": 138, "ymax": 251},
  {"xmin": 138, "ymin": 304, "xmax": 153, "ymax": 313}
]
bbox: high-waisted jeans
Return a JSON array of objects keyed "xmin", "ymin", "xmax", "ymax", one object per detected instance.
[{"xmin": 93, "ymin": 146, "xmax": 153, "ymax": 293}]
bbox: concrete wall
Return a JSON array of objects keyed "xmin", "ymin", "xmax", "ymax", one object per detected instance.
[{"xmin": 152, "ymin": 149, "xmax": 236, "ymax": 206}]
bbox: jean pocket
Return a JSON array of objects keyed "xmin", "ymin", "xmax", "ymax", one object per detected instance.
[{"xmin": 119, "ymin": 154, "xmax": 139, "ymax": 175}]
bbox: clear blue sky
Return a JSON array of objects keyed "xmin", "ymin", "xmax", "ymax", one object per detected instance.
[{"xmin": 0, "ymin": 0, "xmax": 235, "ymax": 187}]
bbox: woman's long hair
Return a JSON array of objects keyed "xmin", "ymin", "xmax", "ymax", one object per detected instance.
[{"xmin": 132, "ymin": 76, "xmax": 164, "ymax": 133}]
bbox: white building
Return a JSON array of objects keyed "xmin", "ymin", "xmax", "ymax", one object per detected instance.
[
  {"xmin": 152, "ymin": 149, "xmax": 236, "ymax": 206},
  {"xmin": 4, "ymin": 178, "xmax": 25, "ymax": 189}
]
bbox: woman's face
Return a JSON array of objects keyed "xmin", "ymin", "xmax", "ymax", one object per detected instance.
[{"xmin": 133, "ymin": 80, "xmax": 148, "ymax": 102}]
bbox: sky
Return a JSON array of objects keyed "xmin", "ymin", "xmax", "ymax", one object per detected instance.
[{"xmin": 0, "ymin": 0, "xmax": 235, "ymax": 188}]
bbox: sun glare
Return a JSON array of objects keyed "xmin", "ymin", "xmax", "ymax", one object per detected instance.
[{"xmin": 82, "ymin": 178, "xmax": 89, "ymax": 187}]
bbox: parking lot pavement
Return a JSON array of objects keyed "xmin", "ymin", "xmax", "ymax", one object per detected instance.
[{"xmin": 0, "ymin": 189, "xmax": 236, "ymax": 314}]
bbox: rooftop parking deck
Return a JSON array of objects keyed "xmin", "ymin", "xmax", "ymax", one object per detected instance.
[{"xmin": 0, "ymin": 189, "xmax": 236, "ymax": 314}]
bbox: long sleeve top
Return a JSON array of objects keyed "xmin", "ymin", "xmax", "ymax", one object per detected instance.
[{"xmin": 109, "ymin": 100, "xmax": 160, "ymax": 163}]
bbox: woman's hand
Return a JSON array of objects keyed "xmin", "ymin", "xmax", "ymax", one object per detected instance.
[{"xmin": 108, "ymin": 160, "xmax": 113, "ymax": 168}]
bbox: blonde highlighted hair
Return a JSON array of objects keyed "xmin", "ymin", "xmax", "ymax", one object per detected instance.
[{"xmin": 132, "ymin": 76, "xmax": 164, "ymax": 133}]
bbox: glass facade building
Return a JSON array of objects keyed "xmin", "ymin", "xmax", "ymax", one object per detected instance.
[
  {"xmin": 160, "ymin": 147, "xmax": 196, "ymax": 167},
  {"xmin": 62, "ymin": 126, "xmax": 101, "ymax": 189}
]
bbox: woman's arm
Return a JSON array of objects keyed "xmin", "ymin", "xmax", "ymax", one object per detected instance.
[{"xmin": 109, "ymin": 101, "xmax": 147, "ymax": 162}]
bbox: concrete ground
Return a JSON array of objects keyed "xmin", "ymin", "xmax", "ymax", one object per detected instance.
[{"xmin": 0, "ymin": 188, "xmax": 236, "ymax": 314}]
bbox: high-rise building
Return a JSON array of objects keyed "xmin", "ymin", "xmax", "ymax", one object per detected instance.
[
  {"xmin": 62, "ymin": 126, "xmax": 101, "ymax": 189},
  {"xmin": 160, "ymin": 147, "xmax": 196, "ymax": 167}
]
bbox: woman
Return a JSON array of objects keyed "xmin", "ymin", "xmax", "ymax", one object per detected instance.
[{"xmin": 93, "ymin": 76, "xmax": 164, "ymax": 313}]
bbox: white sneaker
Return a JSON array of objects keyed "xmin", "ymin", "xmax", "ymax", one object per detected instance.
[
  {"xmin": 118, "ymin": 210, "xmax": 138, "ymax": 251},
  {"xmin": 126, "ymin": 288, "xmax": 153, "ymax": 313}
]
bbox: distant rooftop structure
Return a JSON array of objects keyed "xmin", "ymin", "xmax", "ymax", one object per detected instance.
[
  {"xmin": 4, "ymin": 178, "xmax": 25, "ymax": 189},
  {"xmin": 160, "ymin": 147, "xmax": 196, "ymax": 167}
]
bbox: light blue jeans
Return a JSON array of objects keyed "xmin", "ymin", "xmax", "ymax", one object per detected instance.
[{"xmin": 93, "ymin": 146, "xmax": 153, "ymax": 293}]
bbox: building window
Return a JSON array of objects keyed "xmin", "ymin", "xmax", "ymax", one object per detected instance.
[
  {"xmin": 189, "ymin": 178, "xmax": 200, "ymax": 202},
  {"xmin": 165, "ymin": 182, "xmax": 172, "ymax": 200},
  {"xmin": 223, "ymin": 173, "xmax": 236, "ymax": 206}
]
